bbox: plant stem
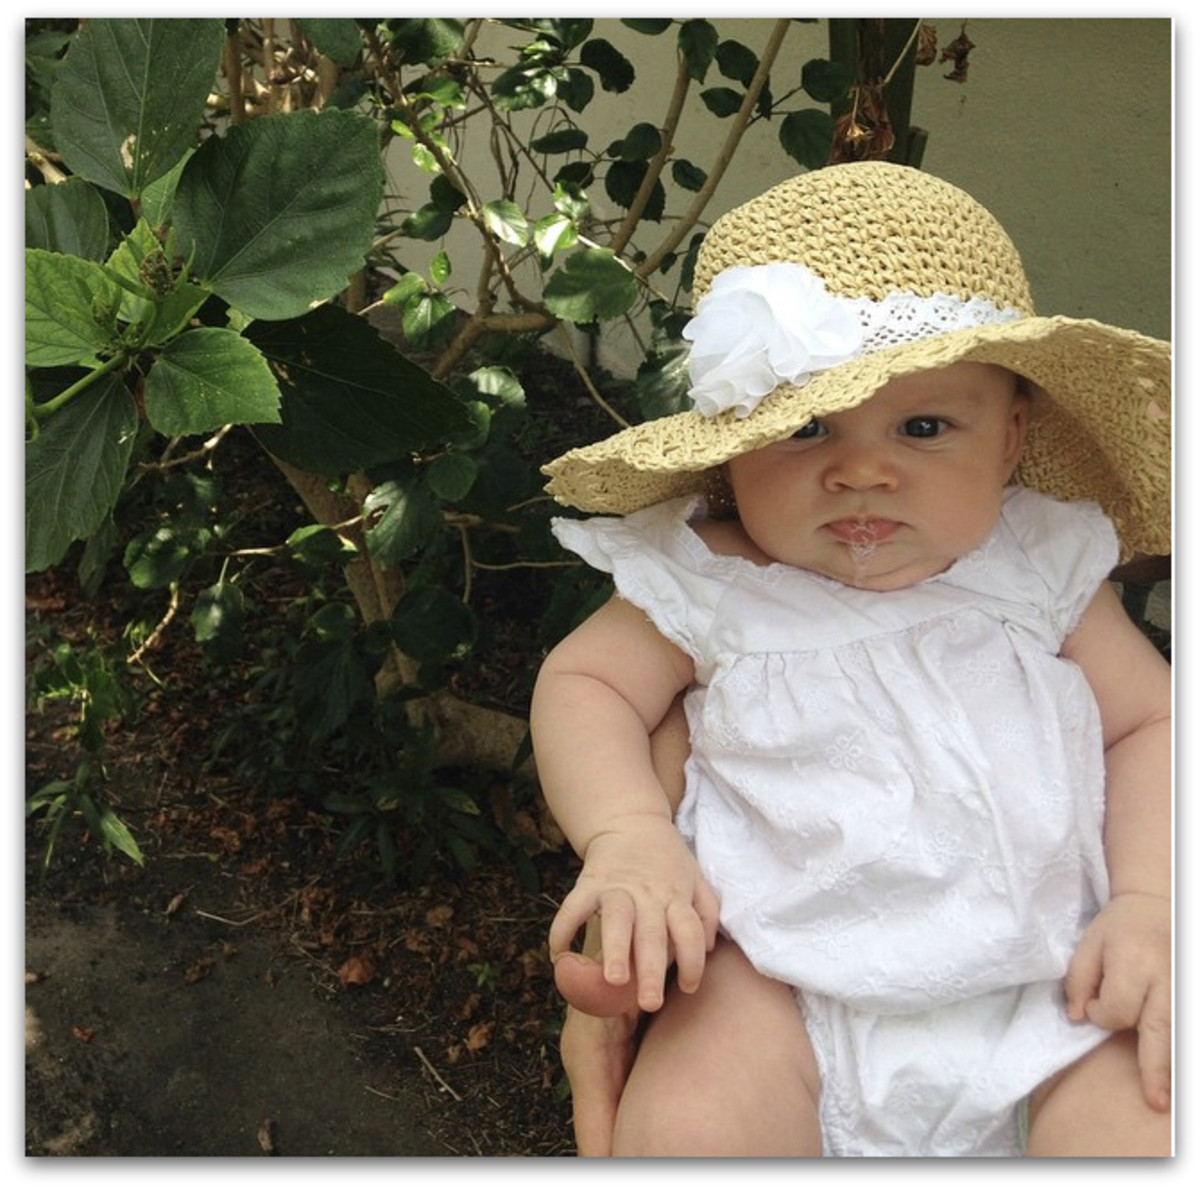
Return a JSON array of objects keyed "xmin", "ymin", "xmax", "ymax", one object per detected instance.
[
  {"xmin": 637, "ymin": 18, "xmax": 790, "ymax": 279},
  {"xmin": 610, "ymin": 56, "xmax": 692, "ymax": 256},
  {"xmin": 31, "ymin": 352, "xmax": 128, "ymax": 421}
]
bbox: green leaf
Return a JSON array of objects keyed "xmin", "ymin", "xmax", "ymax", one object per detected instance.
[
  {"xmin": 296, "ymin": 18, "xmax": 363, "ymax": 66},
  {"xmin": 401, "ymin": 202, "xmax": 454, "ymax": 241},
  {"xmin": 363, "ymin": 477, "xmax": 441, "ymax": 566},
  {"xmin": 382, "ymin": 272, "xmax": 427, "ymax": 309},
  {"xmin": 556, "ymin": 68, "xmax": 595, "ymax": 113},
  {"xmin": 491, "ymin": 64, "xmax": 558, "ymax": 112},
  {"xmin": 26, "ymin": 375, "xmax": 139, "ymax": 572},
  {"xmin": 192, "ymin": 581, "xmax": 245, "ymax": 662},
  {"xmin": 530, "ymin": 128, "xmax": 589, "ymax": 154},
  {"xmin": 779, "ymin": 108, "xmax": 835, "ymax": 170},
  {"xmin": 678, "ymin": 20, "xmax": 719, "ymax": 82},
  {"xmin": 247, "ymin": 305, "xmax": 470, "ymax": 474},
  {"xmin": 173, "ymin": 108, "xmax": 385, "ymax": 320},
  {"xmin": 293, "ymin": 636, "xmax": 373, "ymax": 742},
  {"xmin": 482, "ymin": 199, "xmax": 531, "ymax": 246},
  {"xmin": 25, "ymin": 248, "xmax": 124, "ymax": 367},
  {"xmin": 429, "ymin": 249, "xmax": 452, "ymax": 284},
  {"xmin": 671, "ymin": 159, "xmax": 707, "ymax": 192},
  {"xmin": 604, "ymin": 160, "xmax": 664, "ymax": 220},
  {"xmin": 616, "ymin": 122, "xmax": 662, "ymax": 162},
  {"xmin": 532, "ymin": 212, "xmax": 579, "ymax": 264},
  {"xmin": 579, "ymin": 38, "xmax": 635, "ymax": 92},
  {"xmin": 716, "ymin": 39, "xmax": 759, "ymax": 87},
  {"xmin": 391, "ymin": 587, "xmax": 478, "ymax": 662},
  {"xmin": 801, "ymin": 57, "xmax": 854, "ymax": 104},
  {"xmin": 402, "ymin": 293, "xmax": 458, "ymax": 348},
  {"xmin": 93, "ymin": 802, "xmax": 145, "ymax": 866},
  {"xmin": 50, "ymin": 18, "xmax": 225, "ymax": 198},
  {"xmin": 469, "ymin": 366, "xmax": 526, "ymax": 408},
  {"xmin": 543, "ymin": 247, "xmax": 640, "ymax": 323},
  {"xmin": 143, "ymin": 328, "xmax": 281, "ymax": 437},
  {"xmin": 25, "ymin": 178, "xmax": 110, "ymax": 259},
  {"xmin": 124, "ymin": 524, "xmax": 200, "ymax": 590},
  {"xmin": 385, "ymin": 18, "xmax": 465, "ymax": 66},
  {"xmin": 700, "ymin": 87, "xmax": 743, "ymax": 118},
  {"xmin": 426, "ymin": 453, "xmax": 478, "ymax": 502},
  {"xmin": 287, "ymin": 524, "xmax": 359, "ymax": 567},
  {"xmin": 621, "ymin": 19, "xmax": 673, "ymax": 35}
]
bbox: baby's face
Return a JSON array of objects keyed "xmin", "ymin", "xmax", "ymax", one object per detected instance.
[{"xmin": 725, "ymin": 363, "xmax": 1029, "ymax": 591}]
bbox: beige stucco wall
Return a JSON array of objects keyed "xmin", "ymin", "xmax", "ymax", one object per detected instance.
[{"xmin": 389, "ymin": 18, "xmax": 1172, "ymax": 366}]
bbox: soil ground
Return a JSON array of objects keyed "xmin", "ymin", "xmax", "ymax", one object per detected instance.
[{"xmin": 21, "ymin": 421, "xmax": 589, "ymax": 1161}]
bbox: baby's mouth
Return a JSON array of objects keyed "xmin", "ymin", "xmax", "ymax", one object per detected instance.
[{"xmin": 826, "ymin": 518, "xmax": 901, "ymax": 545}]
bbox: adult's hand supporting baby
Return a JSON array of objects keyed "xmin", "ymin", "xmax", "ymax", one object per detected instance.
[{"xmin": 1064, "ymin": 890, "xmax": 1172, "ymax": 1111}]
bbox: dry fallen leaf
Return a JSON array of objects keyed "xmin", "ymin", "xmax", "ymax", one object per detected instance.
[
  {"xmin": 338, "ymin": 951, "xmax": 376, "ymax": 987},
  {"xmin": 466, "ymin": 1021, "xmax": 494, "ymax": 1052},
  {"xmin": 257, "ymin": 1118, "xmax": 278, "ymax": 1155},
  {"xmin": 184, "ymin": 957, "xmax": 215, "ymax": 984}
]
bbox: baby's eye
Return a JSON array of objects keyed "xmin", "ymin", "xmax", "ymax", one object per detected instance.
[
  {"xmin": 791, "ymin": 418, "xmax": 826, "ymax": 440},
  {"xmin": 901, "ymin": 416, "xmax": 948, "ymax": 438}
]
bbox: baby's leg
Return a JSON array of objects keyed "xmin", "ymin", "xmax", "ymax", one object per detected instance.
[
  {"xmin": 611, "ymin": 937, "xmax": 822, "ymax": 1156},
  {"xmin": 1026, "ymin": 1031, "xmax": 1171, "ymax": 1156}
]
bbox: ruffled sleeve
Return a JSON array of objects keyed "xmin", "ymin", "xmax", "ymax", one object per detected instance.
[
  {"xmin": 994, "ymin": 488, "xmax": 1120, "ymax": 643},
  {"xmin": 551, "ymin": 496, "xmax": 728, "ymax": 670}
]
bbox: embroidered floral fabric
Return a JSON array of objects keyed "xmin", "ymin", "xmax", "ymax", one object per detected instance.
[{"xmin": 552, "ymin": 487, "xmax": 1117, "ymax": 1155}]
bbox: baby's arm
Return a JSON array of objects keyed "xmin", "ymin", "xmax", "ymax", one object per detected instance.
[
  {"xmin": 531, "ymin": 595, "xmax": 719, "ymax": 1012},
  {"xmin": 1060, "ymin": 581, "xmax": 1172, "ymax": 1110}
]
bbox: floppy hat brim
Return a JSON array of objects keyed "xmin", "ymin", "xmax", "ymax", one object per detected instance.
[{"xmin": 542, "ymin": 315, "xmax": 1170, "ymax": 561}]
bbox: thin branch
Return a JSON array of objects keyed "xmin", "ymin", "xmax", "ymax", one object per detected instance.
[
  {"xmin": 637, "ymin": 19, "xmax": 791, "ymax": 278},
  {"xmin": 610, "ymin": 55, "xmax": 692, "ymax": 256},
  {"xmin": 554, "ymin": 323, "xmax": 630, "ymax": 429}
]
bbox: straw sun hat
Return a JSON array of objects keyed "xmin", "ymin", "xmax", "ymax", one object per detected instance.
[{"xmin": 542, "ymin": 162, "xmax": 1171, "ymax": 560}]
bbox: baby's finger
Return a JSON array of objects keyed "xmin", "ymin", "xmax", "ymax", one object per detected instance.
[
  {"xmin": 694, "ymin": 876, "xmax": 722, "ymax": 951},
  {"xmin": 595, "ymin": 890, "xmax": 638, "ymax": 989},
  {"xmin": 1136, "ymin": 981, "xmax": 1172, "ymax": 1112},
  {"xmin": 630, "ymin": 913, "xmax": 671, "ymax": 1012},
  {"xmin": 1063, "ymin": 929, "xmax": 1103, "ymax": 1021},
  {"xmin": 548, "ymin": 885, "xmax": 601, "ymax": 960},
  {"xmin": 1083, "ymin": 966, "xmax": 1146, "ymax": 1034},
  {"xmin": 666, "ymin": 900, "xmax": 709, "ymax": 994}
]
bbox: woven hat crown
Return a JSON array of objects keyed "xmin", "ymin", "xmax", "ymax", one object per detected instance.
[{"xmin": 694, "ymin": 162, "xmax": 1034, "ymax": 314}]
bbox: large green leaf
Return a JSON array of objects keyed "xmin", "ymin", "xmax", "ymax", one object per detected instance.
[
  {"xmin": 543, "ymin": 247, "xmax": 640, "ymax": 323},
  {"xmin": 49, "ymin": 18, "xmax": 225, "ymax": 198},
  {"xmin": 296, "ymin": 18, "xmax": 363, "ymax": 66},
  {"xmin": 25, "ymin": 248, "xmax": 123, "ymax": 367},
  {"xmin": 26, "ymin": 375, "xmax": 139, "ymax": 572},
  {"xmin": 246, "ymin": 304, "xmax": 472, "ymax": 474},
  {"xmin": 25, "ymin": 179, "xmax": 110, "ymax": 260},
  {"xmin": 363, "ymin": 477, "xmax": 441, "ymax": 566},
  {"xmin": 143, "ymin": 328, "xmax": 281, "ymax": 437},
  {"xmin": 779, "ymin": 108, "xmax": 835, "ymax": 170},
  {"xmin": 173, "ymin": 109, "xmax": 385, "ymax": 320}
]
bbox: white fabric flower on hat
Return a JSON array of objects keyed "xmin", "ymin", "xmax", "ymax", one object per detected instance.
[{"xmin": 683, "ymin": 262, "xmax": 865, "ymax": 418}]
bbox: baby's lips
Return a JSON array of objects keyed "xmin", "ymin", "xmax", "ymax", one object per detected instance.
[{"xmin": 826, "ymin": 518, "xmax": 900, "ymax": 544}]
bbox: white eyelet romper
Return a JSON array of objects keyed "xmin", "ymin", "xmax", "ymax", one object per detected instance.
[{"xmin": 553, "ymin": 487, "xmax": 1116, "ymax": 1156}]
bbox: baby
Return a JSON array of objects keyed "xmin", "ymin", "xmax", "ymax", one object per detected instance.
[{"xmin": 530, "ymin": 164, "xmax": 1171, "ymax": 1156}]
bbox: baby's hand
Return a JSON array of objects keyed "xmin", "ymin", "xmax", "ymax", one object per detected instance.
[
  {"xmin": 549, "ymin": 814, "xmax": 720, "ymax": 1012},
  {"xmin": 1064, "ymin": 891, "xmax": 1171, "ymax": 1111}
]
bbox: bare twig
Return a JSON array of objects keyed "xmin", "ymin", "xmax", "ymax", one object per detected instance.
[
  {"xmin": 610, "ymin": 55, "xmax": 692, "ymax": 256},
  {"xmin": 638, "ymin": 19, "xmax": 791, "ymax": 278},
  {"xmin": 413, "ymin": 1046, "xmax": 463, "ymax": 1101}
]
